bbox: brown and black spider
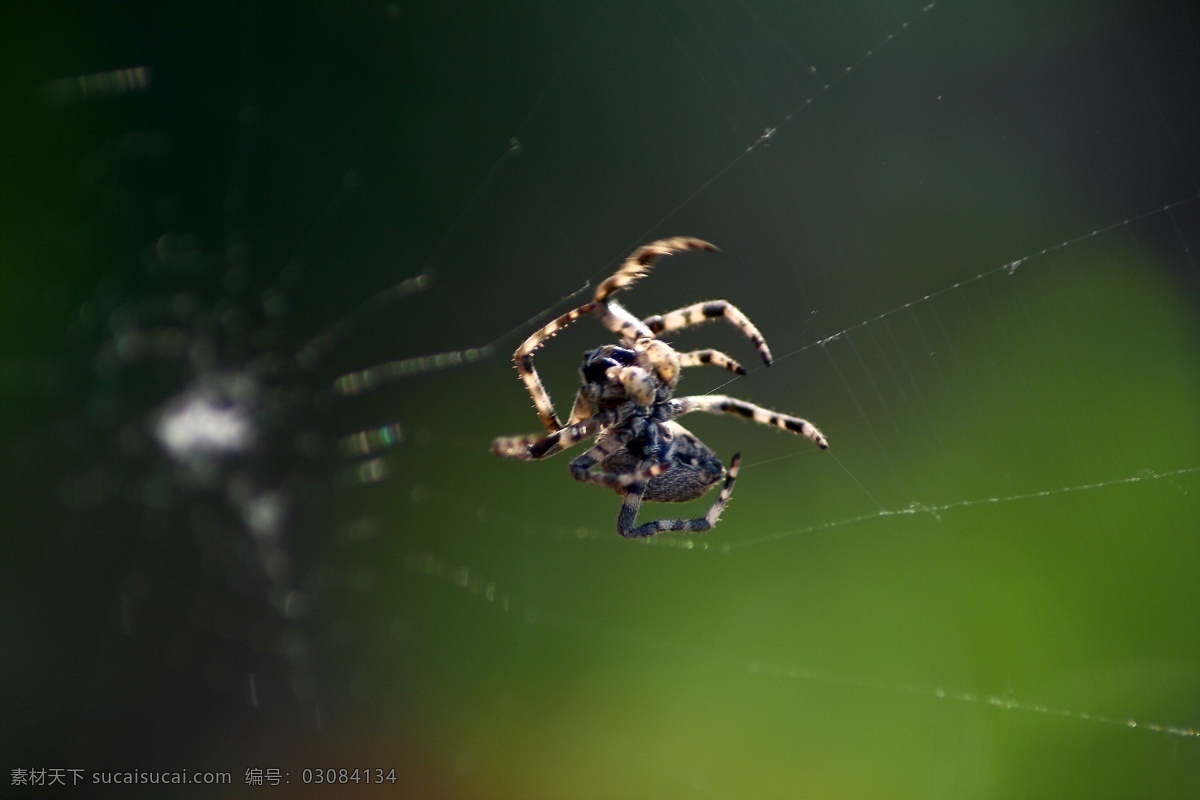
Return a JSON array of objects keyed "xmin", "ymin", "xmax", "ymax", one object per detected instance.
[{"xmin": 492, "ymin": 237, "xmax": 827, "ymax": 538}]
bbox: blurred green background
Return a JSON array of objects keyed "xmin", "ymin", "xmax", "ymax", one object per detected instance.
[{"xmin": 3, "ymin": 1, "xmax": 1199, "ymax": 797}]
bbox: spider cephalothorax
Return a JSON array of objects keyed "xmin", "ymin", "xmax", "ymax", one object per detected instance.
[{"xmin": 492, "ymin": 237, "xmax": 827, "ymax": 538}]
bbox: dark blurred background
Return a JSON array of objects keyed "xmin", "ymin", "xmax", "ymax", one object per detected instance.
[{"xmin": 2, "ymin": 1, "xmax": 1199, "ymax": 797}]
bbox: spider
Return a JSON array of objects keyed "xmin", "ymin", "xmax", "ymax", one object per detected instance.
[{"xmin": 492, "ymin": 237, "xmax": 828, "ymax": 538}]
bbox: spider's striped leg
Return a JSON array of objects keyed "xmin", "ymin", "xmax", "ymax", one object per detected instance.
[
  {"xmin": 594, "ymin": 299, "xmax": 655, "ymax": 342},
  {"xmin": 492, "ymin": 414, "xmax": 607, "ymax": 462},
  {"xmin": 592, "ymin": 238, "xmax": 718, "ymax": 340},
  {"xmin": 674, "ymin": 394, "xmax": 829, "ymax": 449},
  {"xmin": 642, "ymin": 300, "xmax": 774, "ymax": 366},
  {"xmin": 568, "ymin": 440, "xmax": 666, "ymax": 491},
  {"xmin": 565, "ymin": 386, "xmax": 597, "ymax": 426},
  {"xmin": 593, "ymin": 237, "xmax": 718, "ymax": 303},
  {"xmin": 608, "ymin": 364, "xmax": 658, "ymax": 406},
  {"xmin": 616, "ymin": 453, "xmax": 741, "ymax": 539},
  {"xmin": 512, "ymin": 301, "xmax": 598, "ymax": 432},
  {"xmin": 677, "ymin": 348, "xmax": 747, "ymax": 376}
]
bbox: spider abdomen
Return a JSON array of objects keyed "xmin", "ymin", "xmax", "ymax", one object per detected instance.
[{"xmin": 603, "ymin": 423, "xmax": 724, "ymax": 503}]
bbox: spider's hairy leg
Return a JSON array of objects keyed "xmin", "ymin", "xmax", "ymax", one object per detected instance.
[
  {"xmin": 677, "ymin": 348, "xmax": 747, "ymax": 376},
  {"xmin": 642, "ymin": 300, "xmax": 774, "ymax": 366},
  {"xmin": 512, "ymin": 301, "xmax": 598, "ymax": 432},
  {"xmin": 593, "ymin": 237, "xmax": 718, "ymax": 303},
  {"xmin": 565, "ymin": 386, "xmax": 597, "ymax": 426},
  {"xmin": 595, "ymin": 299, "xmax": 655, "ymax": 342},
  {"xmin": 608, "ymin": 365, "xmax": 658, "ymax": 406},
  {"xmin": 569, "ymin": 441, "xmax": 666, "ymax": 491},
  {"xmin": 492, "ymin": 415, "xmax": 605, "ymax": 461},
  {"xmin": 617, "ymin": 453, "xmax": 741, "ymax": 538},
  {"xmin": 635, "ymin": 337, "xmax": 682, "ymax": 386},
  {"xmin": 674, "ymin": 394, "xmax": 829, "ymax": 450},
  {"xmin": 592, "ymin": 238, "xmax": 718, "ymax": 340}
]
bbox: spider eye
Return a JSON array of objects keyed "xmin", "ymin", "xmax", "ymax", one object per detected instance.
[
  {"xmin": 582, "ymin": 358, "xmax": 618, "ymax": 384},
  {"xmin": 581, "ymin": 347, "xmax": 637, "ymax": 384},
  {"xmin": 610, "ymin": 347, "xmax": 637, "ymax": 364}
]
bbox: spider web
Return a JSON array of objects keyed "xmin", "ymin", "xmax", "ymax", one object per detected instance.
[{"xmin": 3, "ymin": 1, "xmax": 1199, "ymax": 798}]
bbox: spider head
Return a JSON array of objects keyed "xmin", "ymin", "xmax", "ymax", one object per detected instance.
[
  {"xmin": 578, "ymin": 339, "xmax": 681, "ymax": 410},
  {"xmin": 598, "ymin": 338, "xmax": 683, "ymax": 408},
  {"xmin": 581, "ymin": 345, "xmax": 651, "ymax": 407}
]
